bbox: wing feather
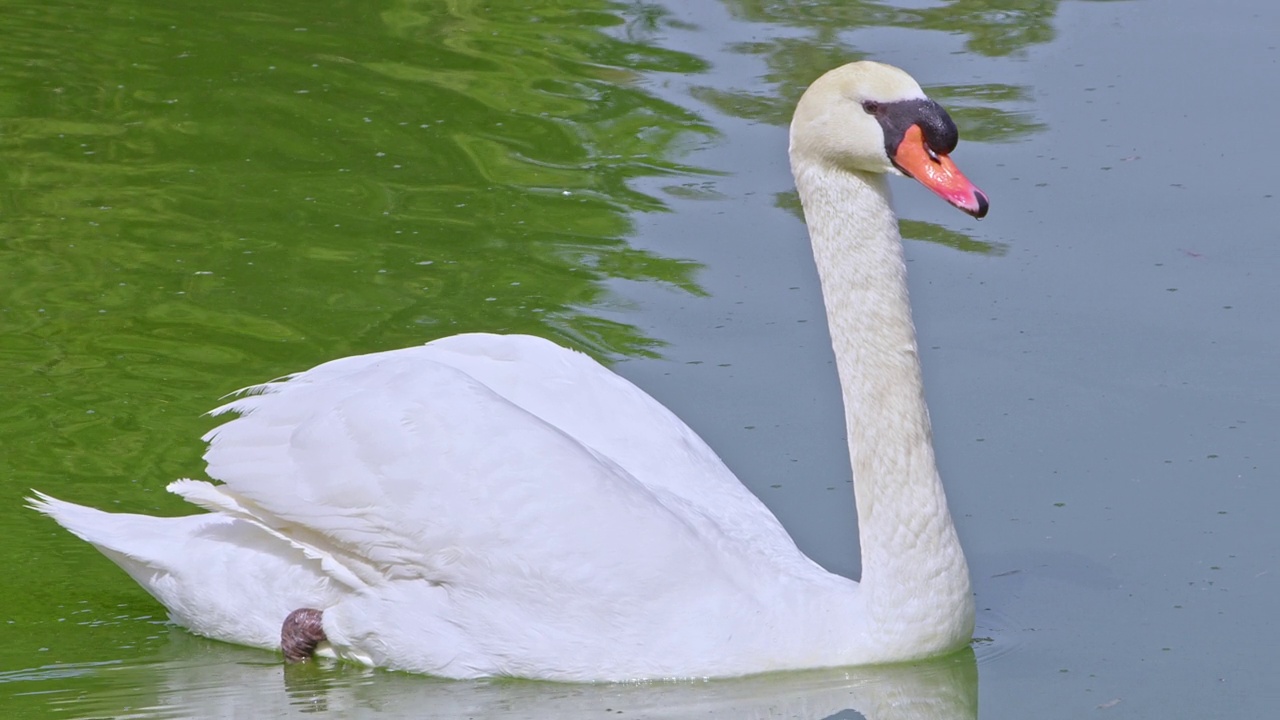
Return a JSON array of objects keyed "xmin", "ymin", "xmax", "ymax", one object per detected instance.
[{"xmin": 198, "ymin": 348, "xmax": 736, "ymax": 602}]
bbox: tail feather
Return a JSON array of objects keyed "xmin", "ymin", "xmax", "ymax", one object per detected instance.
[
  {"xmin": 27, "ymin": 490, "xmax": 191, "ymax": 571},
  {"xmin": 28, "ymin": 490, "xmax": 347, "ymax": 650}
]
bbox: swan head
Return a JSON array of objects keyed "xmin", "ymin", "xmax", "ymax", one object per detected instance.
[{"xmin": 790, "ymin": 61, "xmax": 988, "ymax": 218}]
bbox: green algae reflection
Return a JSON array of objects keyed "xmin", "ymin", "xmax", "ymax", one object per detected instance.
[{"xmin": 0, "ymin": 0, "xmax": 714, "ymax": 682}]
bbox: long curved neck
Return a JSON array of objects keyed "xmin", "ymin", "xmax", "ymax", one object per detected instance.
[{"xmin": 791, "ymin": 156, "xmax": 973, "ymax": 650}]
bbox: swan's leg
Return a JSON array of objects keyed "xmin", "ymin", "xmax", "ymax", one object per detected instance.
[{"xmin": 281, "ymin": 608, "xmax": 327, "ymax": 663}]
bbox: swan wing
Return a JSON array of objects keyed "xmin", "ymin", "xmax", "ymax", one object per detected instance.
[
  {"xmin": 412, "ymin": 334, "xmax": 802, "ymax": 565},
  {"xmin": 182, "ymin": 336, "xmax": 838, "ymax": 676},
  {"xmin": 198, "ymin": 343, "xmax": 745, "ymax": 601}
]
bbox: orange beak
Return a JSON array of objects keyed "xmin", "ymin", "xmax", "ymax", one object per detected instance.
[{"xmin": 893, "ymin": 125, "xmax": 988, "ymax": 219}]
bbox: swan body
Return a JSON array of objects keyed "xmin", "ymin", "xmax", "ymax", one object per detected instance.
[{"xmin": 31, "ymin": 61, "xmax": 987, "ymax": 681}]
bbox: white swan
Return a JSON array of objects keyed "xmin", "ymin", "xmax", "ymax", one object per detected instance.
[{"xmin": 31, "ymin": 61, "xmax": 988, "ymax": 681}]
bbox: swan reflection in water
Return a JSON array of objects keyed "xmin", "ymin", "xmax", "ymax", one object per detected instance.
[{"xmin": 34, "ymin": 633, "xmax": 978, "ymax": 719}]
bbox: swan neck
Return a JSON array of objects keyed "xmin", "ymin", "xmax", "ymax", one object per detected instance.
[{"xmin": 791, "ymin": 156, "xmax": 973, "ymax": 645}]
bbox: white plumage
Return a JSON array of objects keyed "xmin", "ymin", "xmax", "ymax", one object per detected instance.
[{"xmin": 31, "ymin": 61, "xmax": 987, "ymax": 681}]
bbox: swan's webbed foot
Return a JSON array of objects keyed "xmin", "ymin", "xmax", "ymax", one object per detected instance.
[{"xmin": 281, "ymin": 608, "xmax": 327, "ymax": 663}]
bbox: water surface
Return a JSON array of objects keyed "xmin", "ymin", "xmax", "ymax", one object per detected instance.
[{"xmin": 3, "ymin": 0, "xmax": 1277, "ymax": 717}]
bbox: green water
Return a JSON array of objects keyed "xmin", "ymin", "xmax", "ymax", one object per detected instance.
[
  {"xmin": 5, "ymin": 0, "xmax": 1278, "ymax": 717},
  {"xmin": 1, "ymin": 0, "xmax": 715, "ymax": 707}
]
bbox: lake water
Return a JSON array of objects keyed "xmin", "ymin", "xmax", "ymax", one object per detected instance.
[{"xmin": 3, "ymin": 0, "xmax": 1276, "ymax": 717}]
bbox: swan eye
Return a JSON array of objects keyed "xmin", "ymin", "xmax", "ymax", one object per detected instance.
[{"xmin": 861, "ymin": 100, "xmax": 880, "ymax": 114}]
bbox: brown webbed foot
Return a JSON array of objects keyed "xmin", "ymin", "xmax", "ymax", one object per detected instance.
[{"xmin": 281, "ymin": 608, "xmax": 327, "ymax": 663}]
